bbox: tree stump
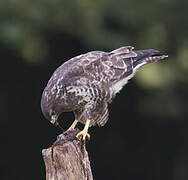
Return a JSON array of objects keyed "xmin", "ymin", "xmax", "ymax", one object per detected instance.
[{"xmin": 42, "ymin": 129, "xmax": 93, "ymax": 180}]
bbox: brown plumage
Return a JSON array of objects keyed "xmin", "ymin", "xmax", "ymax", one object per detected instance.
[{"xmin": 41, "ymin": 46, "xmax": 168, "ymax": 140}]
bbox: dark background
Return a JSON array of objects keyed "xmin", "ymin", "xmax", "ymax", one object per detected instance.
[{"xmin": 0, "ymin": 0, "xmax": 188, "ymax": 180}]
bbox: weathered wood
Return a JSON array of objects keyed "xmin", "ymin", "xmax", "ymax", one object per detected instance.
[{"xmin": 42, "ymin": 129, "xmax": 93, "ymax": 180}]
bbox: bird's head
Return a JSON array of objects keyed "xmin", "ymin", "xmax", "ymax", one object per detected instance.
[
  {"xmin": 41, "ymin": 90, "xmax": 62, "ymax": 127},
  {"xmin": 133, "ymin": 49, "xmax": 168, "ymax": 70},
  {"xmin": 41, "ymin": 103, "xmax": 58, "ymax": 126}
]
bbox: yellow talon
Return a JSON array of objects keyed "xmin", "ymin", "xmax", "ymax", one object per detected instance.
[
  {"xmin": 76, "ymin": 131, "xmax": 90, "ymax": 140},
  {"xmin": 76, "ymin": 119, "xmax": 91, "ymax": 141}
]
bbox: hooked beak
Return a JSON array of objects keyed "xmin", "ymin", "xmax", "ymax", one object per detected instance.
[
  {"xmin": 50, "ymin": 115, "xmax": 64, "ymax": 131},
  {"xmin": 50, "ymin": 115, "xmax": 58, "ymax": 126}
]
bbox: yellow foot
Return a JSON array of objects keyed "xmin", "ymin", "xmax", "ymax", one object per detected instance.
[{"xmin": 76, "ymin": 130, "xmax": 90, "ymax": 141}]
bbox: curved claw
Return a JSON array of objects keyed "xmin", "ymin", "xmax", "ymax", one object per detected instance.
[{"xmin": 76, "ymin": 130, "xmax": 90, "ymax": 141}]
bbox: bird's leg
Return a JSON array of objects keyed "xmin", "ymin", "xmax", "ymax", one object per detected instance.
[
  {"xmin": 76, "ymin": 119, "xmax": 90, "ymax": 141},
  {"xmin": 68, "ymin": 119, "xmax": 78, "ymax": 130}
]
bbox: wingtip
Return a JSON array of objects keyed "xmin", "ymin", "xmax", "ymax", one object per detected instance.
[{"xmin": 162, "ymin": 55, "xmax": 169, "ymax": 59}]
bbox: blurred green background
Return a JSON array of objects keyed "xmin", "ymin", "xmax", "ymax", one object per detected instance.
[{"xmin": 0, "ymin": 0, "xmax": 188, "ymax": 180}]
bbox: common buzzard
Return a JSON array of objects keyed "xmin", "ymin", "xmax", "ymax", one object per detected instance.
[{"xmin": 41, "ymin": 46, "xmax": 168, "ymax": 140}]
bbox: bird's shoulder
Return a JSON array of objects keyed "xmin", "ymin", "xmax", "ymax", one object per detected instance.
[
  {"xmin": 53, "ymin": 51, "xmax": 106, "ymax": 77},
  {"xmin": 49, "ymin": 46, "xmax": 137, "ymax": 87},
  {"xmin": 54, "ymin": 46, "xmax": 137, "ymax": 77}
]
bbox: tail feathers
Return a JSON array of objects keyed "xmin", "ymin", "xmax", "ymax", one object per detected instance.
[{"xmin": 134, "ymin": 49, "xmax": 160, "ymax": 59}]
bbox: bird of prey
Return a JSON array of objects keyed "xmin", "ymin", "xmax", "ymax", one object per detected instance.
[{"xmin": 41, "ymin": 46, "xmax": 168, "ymax": 140}]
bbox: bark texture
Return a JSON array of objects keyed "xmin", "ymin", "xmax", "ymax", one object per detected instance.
[{"xmin": 42, "ymin": 129, "xmax": 93, "ymax": 180}]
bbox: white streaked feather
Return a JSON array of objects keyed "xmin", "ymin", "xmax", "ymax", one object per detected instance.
[{"xmin": 111, "ymin": 62, "xmax": 146, "ymax": 94}]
